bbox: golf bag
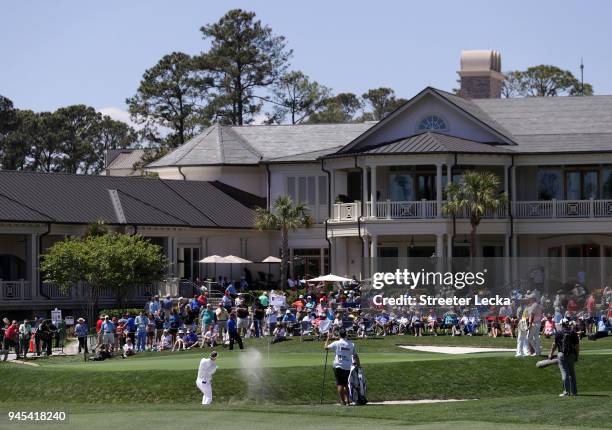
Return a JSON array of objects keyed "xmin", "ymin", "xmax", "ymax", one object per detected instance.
[{"xmin": 348, "ymin": 365, "xmax": 368, "ymax": 405}]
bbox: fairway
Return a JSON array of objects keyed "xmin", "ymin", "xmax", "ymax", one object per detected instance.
[{"xmin": 1, "ymin": 336, "xmax": 611, "ymax": 430}]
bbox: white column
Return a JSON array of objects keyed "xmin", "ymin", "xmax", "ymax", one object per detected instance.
[
  {"xmin": 436, "ymin": 164, "xmax": 443, "ymax": 218},
  {"xmin": 370, "ymin": 234, "xmax": 378, "ymax": 276},
  {"xmin": 504, "ymin": 233, "xmax": 511, "ymax": 284},
  {"xmin": 600, "ymin": 243, "xmax": 605, "ymax": 287},
  {"xmin": 436, "ymin": 233, "xmax": 444, "ymax": 274},
  {"xmin": 511, "ymin": 234, "xmax": 519, "ymax": 282},
  {"xmin": 361, "ymin": 166, "xmax": 368, "ymax": 216},
  {"xmin": 362, "ymin": 236, "xmax": 370, "ymax": 279},
  {"xmin": 370, "ymin": 165, "xmax": 377, "ymax": 218},
  {"xmin": 321, "ymin": 246, "xmax": 326, "ymax": 275},
  {"xmin": 28, "ymin": 233, "xmax": 39, "ymax": 299}
]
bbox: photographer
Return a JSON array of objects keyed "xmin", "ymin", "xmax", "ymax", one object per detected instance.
[{"xmin": 549, "ymin": 318, "xmax": 580, "ymax": 396}]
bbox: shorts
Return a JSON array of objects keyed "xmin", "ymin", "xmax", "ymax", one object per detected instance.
[
  {"xmin": 333, "ymin": 367, "xmax": 350, "ymax": 386},
  {"xmin": 102, "ymin": 333, "xmax": 114, "ymax": 345},
  {"xmin": 237, "ymin": 318, "xmax": 249, "ymax": 329}
]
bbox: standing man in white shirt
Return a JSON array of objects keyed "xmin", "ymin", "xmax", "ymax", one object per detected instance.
[
  {"xmin": 196, "ymin": 351, "xmax": 218, "ymax": 405},
  {"xmin": 527, "ymin": 294, "xmax": 544, "ymax": 355},
  {"xmin": 324, "ymin": 329, "xmax": 357, "ymax": 405}
]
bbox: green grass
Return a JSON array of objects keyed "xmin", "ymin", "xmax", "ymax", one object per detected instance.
[{"xmin": 0, "ymin": 335, "xmax": 611, "ymax": 429}]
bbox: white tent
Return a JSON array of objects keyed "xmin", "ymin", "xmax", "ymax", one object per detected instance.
[
  {"xmin": 199, "ymin": 255, "xmax": 227, "ymax": 264},
  {"xmin": 307, "ymin": 274, "xmax": 353, "ymax": 283},
  {"xmin": 262, "ymin": 256, "xmax": 282, "ymax": 263},
  {"xmin": 224, "ymin": 255, "xmax": 253, "ymax": 264}
]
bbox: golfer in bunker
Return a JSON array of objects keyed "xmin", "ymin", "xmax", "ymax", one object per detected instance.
[
  {"xmin": 196, "ymin": 350, "xmax": 218, "ymax": 405},
  {"xmin": 325, "ymin": 329, "xmax": 357, "ymax": 405}
]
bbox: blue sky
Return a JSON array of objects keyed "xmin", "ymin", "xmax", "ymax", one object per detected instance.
[{"xmin": 2, "ymin": 0, "xmax": 611, "ymax": 124}]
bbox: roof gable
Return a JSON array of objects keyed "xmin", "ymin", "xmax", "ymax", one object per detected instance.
[{"xmin": 336, "ymin": 87, "xmax": 516, "ymax": 155}]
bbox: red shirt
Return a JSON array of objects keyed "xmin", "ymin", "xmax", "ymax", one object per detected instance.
[
  {"xmin": 5, "ymin": 324, "xmax": 18, "ymax": 341},
  {"xmin": 96, "ymin": 319, "xmax": 103, "ymax": 333}
]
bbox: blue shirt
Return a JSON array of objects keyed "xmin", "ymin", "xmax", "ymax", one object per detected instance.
[
  {"xmin": 282, "ymin": 314, "xmax": 296, "ymax": 323},
  {"xmin": 227, "ymin": 319, "xmax": 238, "ymax": 335},
  {"xmin": 126, "ymin": 317, "xmax": 136, "ymax": 332},
  {"xmin": 149, "ymin": 301, "xmax": 160, "ymax": 314},
  {"xmin": 101, "ymin": 321, "xmax": 115, "ymax": 333},
  {"xmin": 75, "ymin": 323, "xmax": 88, "ymax": 337},
  {"xmin": 135, "ymin": 315, "xmax": 148, "ymax": 332},
  {"xmin": 162, "ymin": 298, "xmax": 173, "ymax": 310}
]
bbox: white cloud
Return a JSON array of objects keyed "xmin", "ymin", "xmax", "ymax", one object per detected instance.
[{"xmin": 98, "ymin": 106, "xmax": 143, "ymax": 130}]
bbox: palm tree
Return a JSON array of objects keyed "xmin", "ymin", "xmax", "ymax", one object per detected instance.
[
  {"xmin": 255, "ymin": 196, "xmax": 312, "ymax": 289},
  {"xmin": 443, "ymin": 170, "xmax": 507, "ymax": 258}
]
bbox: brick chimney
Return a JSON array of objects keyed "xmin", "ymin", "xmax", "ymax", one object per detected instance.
[{"xmin": 458, "ymin": 50, "xmax": 504, "ymax": 98}]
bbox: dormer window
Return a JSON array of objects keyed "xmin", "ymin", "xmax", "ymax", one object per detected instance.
[{"xmin": 417, "ymin": 114, "xmax": 448, "ymax": 132}]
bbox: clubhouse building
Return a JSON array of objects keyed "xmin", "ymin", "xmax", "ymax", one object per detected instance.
[{"xmin": 2, "ymin": 50, "xmax": 612, "ymax": 315}]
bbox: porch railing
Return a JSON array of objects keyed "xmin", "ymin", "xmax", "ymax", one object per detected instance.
[
  {"xmin": 512, "ymin": 199, "xmax": 612, "ymax": 218},
  {"xmin": 333, "ymin": 202, "xmax": 361, "ymax": 221},
  {"xmin": 0, "ymin": 280, "xmax": 32, "ymax": 300},
  {"xmin": 332, "ymin": 199, "xmax": 612, "ymax": 221}
]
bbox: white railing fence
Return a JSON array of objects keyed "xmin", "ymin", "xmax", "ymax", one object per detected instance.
[{"xmin": 333, "ymin": 202, "xmax": 361, "ymax": 221}]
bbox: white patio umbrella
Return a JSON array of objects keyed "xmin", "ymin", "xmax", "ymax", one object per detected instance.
[
  {"xmin": 223, "ymin": 255, "xmax": 253, "ymax": 280},
  {"xmin": 261, "ymin": 256, "xmax": 282, "ymax": 286},
  {"xmin": 199, "ymin": 255, "xmax": 228, "ymax": 279},
  {"xmin": 307, "ymin": 274, "xmax": 353, "ymax": 283}
]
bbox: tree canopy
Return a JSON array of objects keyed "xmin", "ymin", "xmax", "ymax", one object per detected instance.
[
  {"xmin": 41, "ymin": 232, "xmax": 167, "ymax": 322},
  {"xmin": 502, "ymin": 65, "xmax": 593, "ymax": 97},
  {"xmin": 198, "ymin": 9, "xmax": 292, "ymax": 125},
  {"xmin": 127, "ymin": 52, "xmax": 210, "ymax": 148},
  {"xmin": 360, "ymin": 87, "xmax": 407, "ymax": 121},
  {"xmin": 0, "ymin": 99, "xmax": 136, "ymax": 173},
  {"xmin": 267, "ymin": 71, "xmax": 331, "ymax": 124}
]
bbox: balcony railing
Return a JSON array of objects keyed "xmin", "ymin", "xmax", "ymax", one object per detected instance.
[
  {"xmin": 0, "ymin": 280, "xmax": 32, "ymax": 300},
  {"xmin": 331, "ymin": 199, "xmax": 612, "ymax": 221},
  {"xmin": 513, "ymin": 199, "xmax": 612, "ymax": 218}
]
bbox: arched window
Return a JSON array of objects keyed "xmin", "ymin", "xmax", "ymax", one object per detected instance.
[{"xmin": 417, "ymin": 114, "xmax": 448, "ymax": 132}]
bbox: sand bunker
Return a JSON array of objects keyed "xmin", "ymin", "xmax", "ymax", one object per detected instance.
[
  {"xmin": 398, "ymin": 345, "xmax": 515, "ymax": 355},
  {"xmin": 370, "ymin": 399, "xmax": 474, "ymax": 405}
]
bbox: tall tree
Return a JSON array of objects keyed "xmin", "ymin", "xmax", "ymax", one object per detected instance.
[
  {"xmin": 0, "ymin": 96, "xmax": 23, "ymax": 170},
  {"xmin": 307, "ymin": 92, "xmax": 361, "ymax": 124},
  {"xmin": 505, "ymin": 65, "xmax": 593, "ymax": 97},
  {"xmin": 127, "ymin": 52, "xmax": 209, "ymax": 148},
  {"xmin": 254, "ymin": 196, "xmax": 311, "ymax": 290},
  {"xmin": 89, "ymin": 116, "xmax": 137, "ymax": 173},
  {"xmin": 199, "ymin": 9, "xmax": 292, "ymax": 125},
  {"xmin": 268, "ymin": 71, "xmax": 330, "ymax": 124},
  {"xmin": 361, "ymin": 87, "xmax": 406, "ymax": 121},
  {"xmin": 443, "ymin": 171, "xmax": 507, "ymax": 258}
]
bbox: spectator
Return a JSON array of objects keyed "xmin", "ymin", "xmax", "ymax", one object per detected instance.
[
  {"xmin": 18, "ymin": 319, "xmax": 32, "ymax": 358},
  {"xmin": 173, "ymin": 330, "xmax": 186, "ymax": 351},
  {"xmin": 252, "ymin": 299, "xmax": 265, "ymax": 338},
  {"xmin": 202, "ymin": 326, "xmax": 218, "ymax": 348},
  {"xmin": 75, "ymin": 318, "xmax": 89, "ymax": 354},
  {"xmin": 101, "ymin": 316, "xmax": 115, "ymax": 351},
  {"xmin": 160, "ymin": 329, "xmax": 172, "ymax": 350},
  {"xmin": 168, "ymin": 309, "xmax": 180, "ymax": 344},
  {"xmin": 200, "ymin": 304, "xmax": 216, "ymax": 347},
  {"xmin": 236, "ymin": 301, "xmax": 250, "ymax": 337},
  {"xmin": 184, "ymin": 328, "xmax": 199, "ymax": 349},
  {"xmin": 148, "ymin": 295, "xmax": 161, "ymax": 315},
  {"xmin": 3, "ymin": 321, "xmax": 20, "ymax": 360},
  {"xmin": 543, "ymin": 315, "xmax": 556, "ymax": 338},
  {"xmin": 259, "ymin": 291, "xmax": 269, "ymax": 307},
  {"xmin": 146, "ymin": 313, "xmax": 156, "ymax": 350},
  {"xmin": 162, "ymin": 294, "xmax": 173, "ymax": 318},
  {"xmin": 272, "ymin": 323, "xmax": 287, "ymax": 344},
  {"xmin": 215, "ymin": 303, "xmax": 229, "ymax": 339},
  {"xmin": 227, "ymin": 313, "xmax": 244, "ymax": 350},
  {"xmin": 125, "ymin": 313, "xmax": 136, "ymax": 345},
  {"xmin": 135, "ymin": 311, "xmax": 148, "ymax": 352},
  {"xmin": 122, "ymin": 337, "xmax": 135, "ymax": 358}
]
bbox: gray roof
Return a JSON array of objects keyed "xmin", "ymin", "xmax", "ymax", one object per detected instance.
[
  {"xmin": 105, "ymin": 149, "xmax": 146, "ymax": 170},
  {"xmin": 0, "ymin": 171, "xmax": 262, "ymax": 228},
  {"xmin": 352, "ymin": 132, "xmax": 513, "ymax": 156},
  {"xmin": 147, "ymin": 123, "xmax": 374, "ymax": 167}
]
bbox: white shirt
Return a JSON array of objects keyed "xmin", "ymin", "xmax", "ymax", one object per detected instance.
[
  {"xmin": 197, "ymin": 358, "xmax": 217, "ymax": 381},
  {"xmin": 327, "ymin": 338, "xmax": 356, "ymax": 370}
]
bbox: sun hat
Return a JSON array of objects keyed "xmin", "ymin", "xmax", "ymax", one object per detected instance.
[{"xmin": 77, "ymin": 318, "xmax": 85, "ymax": 323}]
